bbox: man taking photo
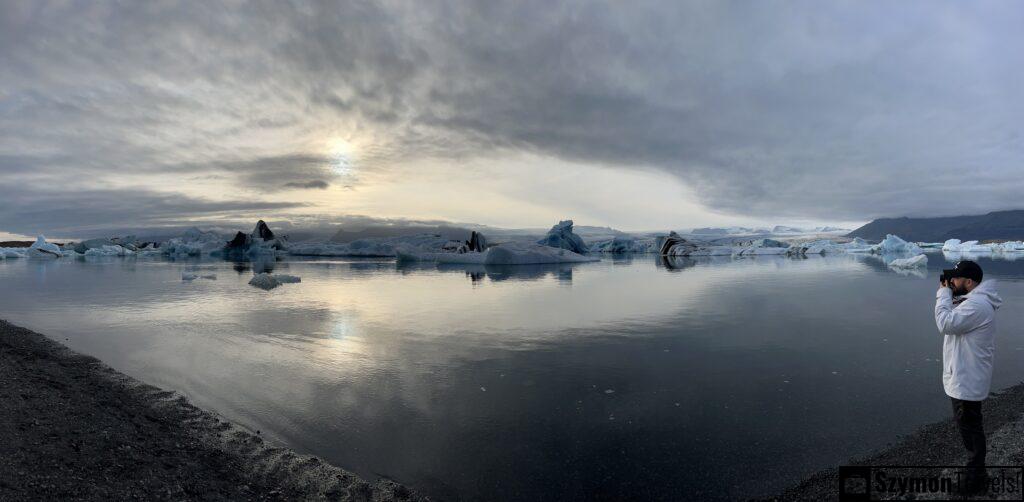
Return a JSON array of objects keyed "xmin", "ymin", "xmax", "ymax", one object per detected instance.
[{"xmin": 935, "ymin": 260, "xmax": 1002, "ymax": 493}]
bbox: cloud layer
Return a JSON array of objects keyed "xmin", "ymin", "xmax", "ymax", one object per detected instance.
[{"xmin": 3, "ymin": 1, "xmax": 1024, "ymax": 235}]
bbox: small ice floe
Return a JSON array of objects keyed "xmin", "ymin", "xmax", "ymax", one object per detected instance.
[
  {"xmin": 248, "ymin": 273, "xmax": 301, "ymax": 290},
  {"xmin": 942, "ymin": 239, "xmax": 994, "ymax": 253},
  {"xmin": 888, "ymin": 254, "xmax": 928, "ymax": 269},
  {"xmin": 182, "ymin": 272, "xmax": 217, "ymax": 281}
]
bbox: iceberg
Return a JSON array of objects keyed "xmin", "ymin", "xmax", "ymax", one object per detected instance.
[
  {"xmin": 248, "ymin": 272, "xmax": 301, "ymax": 290},
  {"xmin": 484, "ymin": 243, "xmax": 596, "ymax": 265},
  {"xmin": 589, "ymin": 235, "xmax": 657, "ymax": 254},
  {"xmin": 537, "ymin": 220, "xmax": 588, "ymax": 254},
  {"xmin": 288, "ymin": 239, "xmax": 396, "ymax": 257},
  {"xmin": 888, "ymin": 254, "xmax": 928, "ymax": 269},
  {"xmin": 995, "ymin": 241, "xmax": 1024, "ymax": 252},
  {"xmin": 74, "ymin": 238, "xmax": 117, "ymax": 254},
  {"xmin": 289, "ymin": 231, "xmax": 487, "ymax": 258},
  {"xmin": 871, "ymin": 234, "xmax": 922, "ymax": 255},
  {"xmin": 84, "ymin": 244, "xmax": 135, "ymax": 257},
  {"xmin": 226, "ymin": 220, "xmax": 288, "ymax": 258},
  {"xmin": 686, "ymin": 246, "xmax": 735, "ymax": 256},
  {"xmin": 840, "ymin": 237, "xmax": 874, "ymax": 253},
  {"xmin": 941, "ymin": 239, "xmax": 994, "ymax": 253},
  {"xmin": 162, "ymin": 227, "xmax": 226, "ymax": 257},
  {"xmin": 659, "ymin": 232, "xmax": 700, "ymax": 256},
  {"xmin": 0, "ymin": 247, "xmax": 27, "ymax": 259},
  {"xmin": 28, "ymin": 235, "xmax": 62, "ymax": 259},
  {"xmin": 732, "ymin": 238, "xmax": 791, "ymax": 256},
  {"xmin": 397, "ymin": 242, "xmax": 597, "ymax": 265},
  {"xmin": 791, "ymin": 239, "xmax": 844, "ymax": 255}
]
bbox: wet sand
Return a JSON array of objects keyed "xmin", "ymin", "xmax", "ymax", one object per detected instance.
[{"xmin": 0, "ymin": 320, "xmax": 423, "ymax": 501}]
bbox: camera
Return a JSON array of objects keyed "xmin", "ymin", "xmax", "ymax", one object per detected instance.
[{"xmin": 940, "ymin": 269, "xmax": 956, "ymax": 284}]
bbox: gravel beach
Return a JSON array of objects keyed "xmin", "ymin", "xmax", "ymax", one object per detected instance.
[
  {"xmin": 771, "ymin": 381, "xmax": 1024, "ymax": 500},
  {"xmin": 0, "ymin": 320, "xmax": 424, "ymax": 501}
]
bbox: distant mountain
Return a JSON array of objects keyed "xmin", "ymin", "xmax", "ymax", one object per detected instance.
[{"xmin": 847, "ymin": 210, "xmax": 1024, "ymax": 242}]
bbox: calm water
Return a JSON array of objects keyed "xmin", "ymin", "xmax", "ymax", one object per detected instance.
[{"xmin": 2, "ymin": 252, "xmax": 1024, "ymax": 500}]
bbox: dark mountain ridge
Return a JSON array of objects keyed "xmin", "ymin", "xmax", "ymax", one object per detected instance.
[{"xmin": 847, "ymin": 210, "xmax": 1024, "ymax": 242}]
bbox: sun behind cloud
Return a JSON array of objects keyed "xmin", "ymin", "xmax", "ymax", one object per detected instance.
[{"xmin": 327, "ymin": 138, "xmax": 356, "ymax": 177}]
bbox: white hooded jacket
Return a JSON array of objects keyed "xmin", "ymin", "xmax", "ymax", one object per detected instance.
[{"xmin": 935, "ymin": 279, "xmax": 1003, "ymax": 401}]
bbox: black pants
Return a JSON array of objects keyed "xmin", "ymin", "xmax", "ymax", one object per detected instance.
[{"xmin": 951, "ymin": 397, "xmax": 986, "ymax": 468}]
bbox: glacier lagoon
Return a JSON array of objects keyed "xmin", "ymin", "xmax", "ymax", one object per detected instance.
[{"xmin": 3, "ymin": 253, "xmax": 1024, "ymax": 500}]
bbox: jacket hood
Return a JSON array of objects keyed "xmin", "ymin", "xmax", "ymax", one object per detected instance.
[{"xmin": 968, "ymin": 279, "xmax": 1003, "ymax": 310}]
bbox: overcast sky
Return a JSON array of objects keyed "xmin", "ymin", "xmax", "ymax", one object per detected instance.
[{"xmin": 3, "ymin": 0, "xmax": 1024, "ymax": 238}]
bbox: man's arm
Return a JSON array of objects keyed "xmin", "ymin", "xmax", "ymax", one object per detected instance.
[{"xmin": 935, "ymin": 287, "xmax": 982, "ymax": 335}]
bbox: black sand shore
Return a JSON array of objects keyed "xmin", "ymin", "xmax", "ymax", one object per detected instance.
[
  {"xmin": 0, "ymin": 320, "xmax": 424, "ymax": 501},
  {"xmin": 770, "ymin": 382, "xmax": 1024, "ymax": 500}
]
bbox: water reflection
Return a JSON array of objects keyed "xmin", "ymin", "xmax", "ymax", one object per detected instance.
[
  {"xmin": 3, "ymin": 255, "xmax": 1024, "ymax": 500},
  {"xmin": 397, "ymin": 261, "xmax": 579, "ymax": 283}
]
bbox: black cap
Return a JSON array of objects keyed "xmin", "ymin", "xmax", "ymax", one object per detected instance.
[{"xmin": 948, "ymin": 260, "xmax": 983, "ymax": 282}]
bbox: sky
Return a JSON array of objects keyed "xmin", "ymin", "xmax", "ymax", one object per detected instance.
[{"xmin": 3, "ymin": 0, "xmax": 1024, "ymax": 239}]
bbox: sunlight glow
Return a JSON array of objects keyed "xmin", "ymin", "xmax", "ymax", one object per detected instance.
[{"xmin": 328, "ymin": 138, "xmax": 355, "ymax": 176}]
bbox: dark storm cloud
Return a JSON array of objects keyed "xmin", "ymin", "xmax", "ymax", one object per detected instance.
[
  {"xmin": 284, "ymin": 180, "xmax": 330, "ymax": 190},
  {"xmin": 4, "ymin": 0, "xmax": 1024, "ymax": 234},
  {"xmin": 0, "ymin": 182, "xmax": 306, "ymax": 237}
]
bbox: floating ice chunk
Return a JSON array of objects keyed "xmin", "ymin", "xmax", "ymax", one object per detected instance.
[
  {"xmin": 871, "ymin": 234, "xmax": 922, "ymax": 255},
  {"xmin": 289, "ymin": 232, "xmax": 473, "ymax": 257},
  {"xmin": 398, "ymin": 242, "xmax": 598, "ymax": 265},
  {"xmin": 28, "ymin": 235, "xmax": 62, "ymax": 259},
  {"xmin": 941, "ymin": 239, "xmax": 994, "ymax": 253},
  {"xmin": 249, "ymin": 273, "xmax": 280, "ymax": 290},
  {"xmin": 84, "ymin": 244, "xmax": 134, "ymax": 257},
  {"xmin": 248, "ymin": 273, "xmax": 300, "ymax": 290},
  {"xmin": 840, "ymin": 237, "xmax": 874, "ymax": 253},
  {"xmin": 0, "ymin": 247, "xmax": 27, "ymax": 259},
  {"xmin": 888, "ymin": 254, "xmax": 928, "ymax": 269},
  {"xmin": 791, "ymin": 239, "xmax": 844, "ymax": 255},
  {"xmin": 686, "ymin": 246, "xmax": 734, "ymax": 256},
  {"xmin": 484, "ymin": 243, "xmax": 597, "ymax": 265},
  {"xmin": 590, "ymin": 235, "xmax": 657, "ymax": 254},
  {"xmin": 161, "ymin": 227, "xmax": 226, "ymax": 257},
  {"xmin": 182, "ymin": 272, "xmax": 217, "ymax": 281},
  {"xmin": 941, "ymin": 239, "xmax": 961, "ymax": 251},
  {"xmin": 288, "ymin": 240, "xmax": 395, "ymax": 257},
  {"xmin": 731, "ymin": 238, "xmax": 793, "ymax": 256},
  {"xmin": 226, "ymin": 220, "xmax": 289, "ymax": 258},
  {"xmin": 537, "ymin": 220, "xmax": 589, "ymax": 254},
  {"xmin": 74, "ymin": 238, "xmax": 116, "ymax": 254},
  {"xmin": 659, "ymin": 232, "xmax": 702, "ymax": 256}
]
